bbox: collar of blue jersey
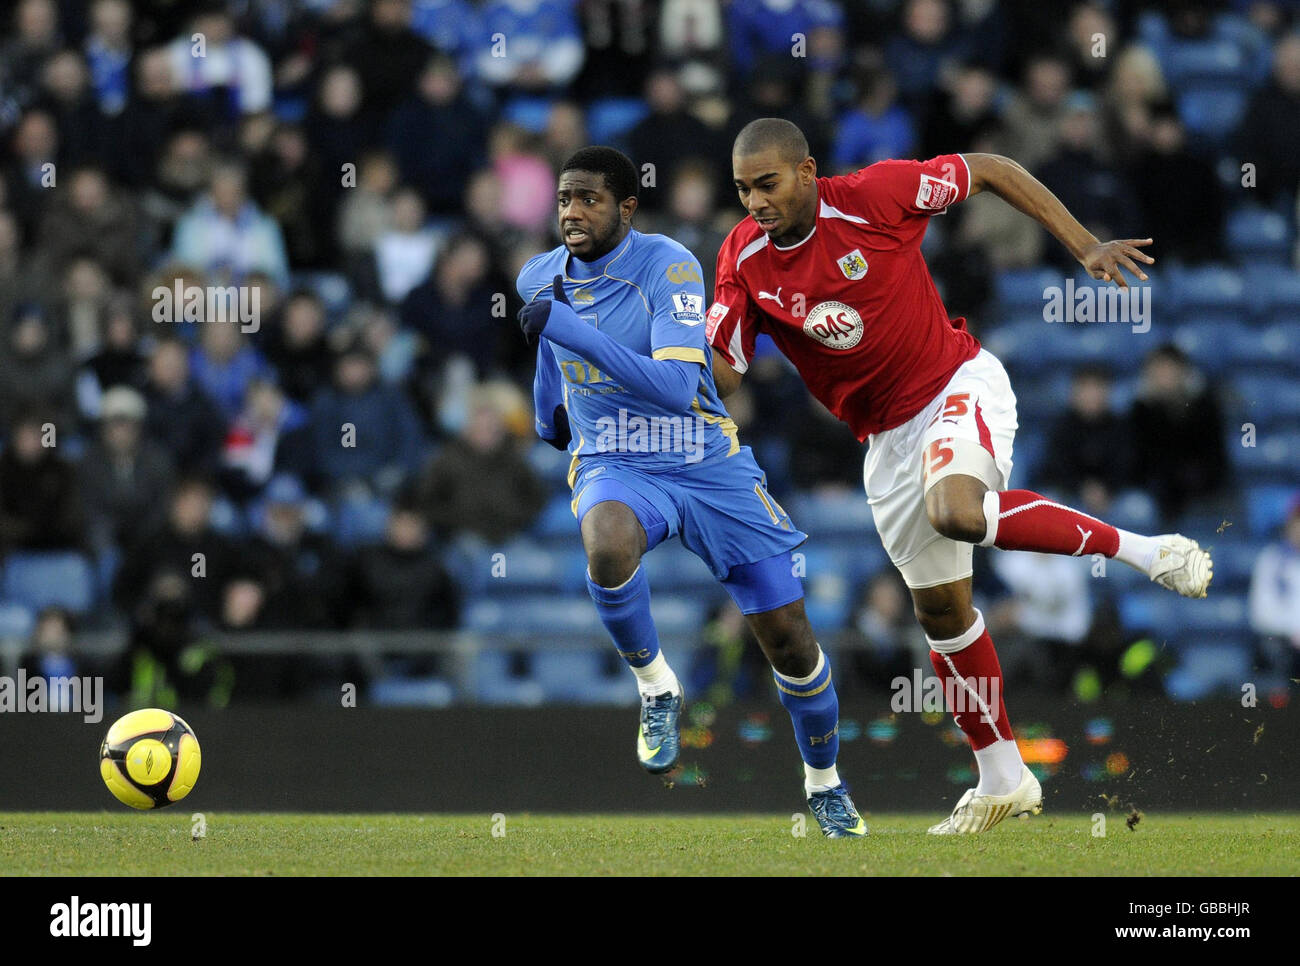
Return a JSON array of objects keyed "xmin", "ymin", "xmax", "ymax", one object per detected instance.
[{"xmin": 565, "ymin": 229, "xmax": 637, "ymax": 280}]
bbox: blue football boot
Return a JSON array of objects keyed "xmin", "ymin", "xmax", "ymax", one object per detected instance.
[
  {"xmin": 636, "ymin": 691, "xmax": 682, "ymax": 774},
  {"xmin": 808, "ymin": 783, "xmax": 868, "ymax": 838}
]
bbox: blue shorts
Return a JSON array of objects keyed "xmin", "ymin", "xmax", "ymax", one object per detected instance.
[{"xmin": 572, "ymin": 447, "xmax": 807, "ymax": 612}]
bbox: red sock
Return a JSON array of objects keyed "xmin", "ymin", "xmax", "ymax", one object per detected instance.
[
  {"xmin": 981, "ymin": 489, "xmax": 1119, "ymax": 557},
  {"xmin": 928, "ymin": 615, "xmax": 1014, "ymax": 751}
]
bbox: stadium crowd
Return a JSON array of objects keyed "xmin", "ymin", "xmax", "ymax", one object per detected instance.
[{"xmin": 1, "ymin": 0, "xmax": 1299, "ymax": 706}]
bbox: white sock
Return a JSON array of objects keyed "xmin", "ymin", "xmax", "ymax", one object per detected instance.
[
  {"xmin": 630, "ymin": 652, "xmax": 679, "ymax": 698},
  {"xmin": 973, "ymin": 740, "xmax": 1024, "ymax": 796},
  {"xmin": 805, "ymin": 763, "xmax": 841, "ymax": 796},
  {"xmin": 1114, "ymin": 529, "xmax": 1160, "ymax": 574}
]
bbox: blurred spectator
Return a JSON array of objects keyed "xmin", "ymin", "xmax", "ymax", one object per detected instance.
[
  {"xmin": 473, "ymin": 0, "xmax": 585, "ymax": 93},
  {"xmin": 189, "ymin": 317, "xmax": 275, "ymax": 419},
  {"xmin": 263, "ymin": 290, "xmax": 334, "ymax": 405},
  {"xmin": 250, "ymin": 123, "xmax": 330, "ymax": 269},
  {"xmin": 0, "ymin": 0, "xmax": 61, "ymax": 129},
  {"xmin": 247, "ymin": 474, "xmax": 348, "ymax": 630},
  {"xmin": 342, "ymin": 0, "xmax": 436, "ymax": 125},
  {"xmin": 170, "ymin": 158, "xmax": 290, "ymax": 287},
  {"xmin": 54, "ymin": 256, "xmax": 113, "ymax": 364},
  {"xmin": 113, "ymin": 476, "xmax": 249, "ymax": 625},
  {"xmin": 1102, "ymin": 45, "xmax": 1169, "ymax": 166},
  {"xmin": 165, "ymin": 5, "xmax": 273, "ymax": 119},
  {"xmin": 5, "ymin": 109, "xmax": 60, "ymax": 239},
  {"xmin": 628, "ymin": 67, "xmax": 723, "ymax": 212},
  {"xmin": 575, "ymin": 0, "xmax": 658, "ymax": 98},
  {"xmin": 0, "ymin": 304, "xmax": 74, "ymax": 430},
  {"xmin": 0, "ymin": 409, "xmax": 84, "ymax": 554},
  {"xmin": 1129, "ymin": 104, "xmax": 1223, "ymax": 264},
  {"xmin": 110, "ymin": 49, "xmax": 209, "ymax": 190},
  {"xmin": 402, "ymin": 234, "xmax": 498, "ymax": 377},
  {"xmin": 884, "ymin": 0, "xmax": 975, "ymax": 111},
  {"xmin": 920, "ymin": 62, "xmax": 998, "ymax": 159},
  {"xmin": 307, "ymin": 338, "xmax": 425, "ymax": 497},
  {"xmin": 490, "ymin": 123, "xmax": 556, "ymax": 234},
  {"xmin": 35, "ymin": 165, "xmax": 140, "ymax": 286},
  {"xmin": 1249, "ymin": 497, "xmax": 1300, "ymax": 678},
  {"xmin": 542, "ymin": 101, "xmax": 587, "ymax": 171},
  {"xmin": 337, "ymin": 150, "xmax": 397, "ymax": 291},
  {"xmin": 726, "ymin": 54, "xmax": 830, "ymax": 168},
  {"xmin": 1063, "ymin": 2, "xmax": 1119, "ymax": 91},
  {"xmin": 305, "ymin": 64, "xmax": 378, "ymax": 225},
  {"xmin": 990, "ymin": 550, "xmax": 1093, "ymax": 692},
  {"xmin": 830, "ymin": 62, "xmax": 917, "ymax": 171},
  {"xmin": 725, "ymin": 0, "xmax": 842, "ymax": 82},
  {"xmin": 221, "ymin": 378, "xmax": 312, "ymax": 499},
  {"xmin": 642, "ymin": 160, "xmax": 727, "ymax": 295},
  {"xmin": 142, "ymin": 337, "xmax": 227, "ymax": 477},
  {"xmin": 20, "ymin": 607, "xmax": 77, "ymax": 687},
  {"xmin": 1236, "ymin": 32, "xmax": 1300, "ymax": 206},
  {"xmin": 836, "ymin": 570, "xmax": 929, "ymax": 694},
  {"xmin": 1001, "ymin": 53, "xmax": 1072, "ymax": 172},
  {"xmin": 412, "ymin": 0, "xmax": 481, "ymax": 68},
  {"xmin": 688, "ymin": 598, "xmax": 767, "ymax": 705},
  {"xmin": 1129, "ymin": 343, "xmax": 1229, "ymax": 520},
  {"xmin": 1036, "ymin": 365, "xmax": 1134, "ymax": 517},
  {"xmin": 375, "ymin": 186, "xmax": 440, "ymax": 304},
  {"xmin": 36, "ymin": 49, "xmax": 109, "ymax": 168},
  {"xmin": 1037, "ymin": 92, "xmax": 1134, "ymax": 261},
  {"xmin": 418, "ymin": 382, "xmax": 544, "ymax": 543},
  {"xmin": 347, "ymin": 498, "xmax": 460, "ymax": 630},
  {"xmin": 359, "ymin": 304, "xmax": 420, "ymax": 386},
  {"xmin": 658, "ymin": 0, "xmax": 728, "ymax": 93},
  {"xmin": 788, "ymin": 396, "xmax": 865, "ymax": 492},
  {"xmin": 84, "ymin": 0, "xmax": 134, "ymax": 117},
  {"xmin": 954, "ymin": 120, "xmax": 1046, "ymax": 269},
  {"xmin": 140, "ymin": 129, "xmax": 214, "ymax": 240},
  {"xmin": 0, "ymin": 210, "xmax": 36, "ymax": 325},
  {"xmin": 78, "ymin": 385, "xmax": 175, "ymax": 553},
  {"xmin": 387, "ymin": 54, "xmax": 491, "ymax": 217}
]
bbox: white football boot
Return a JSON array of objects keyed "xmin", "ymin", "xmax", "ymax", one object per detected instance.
[
  {"xmin": 1147, "ymin": 534, "xmax": 1213, "ymax": 599},
  {"xmin": 928, "ymin": 765, "xmax": 1043, "ymax": 835}
]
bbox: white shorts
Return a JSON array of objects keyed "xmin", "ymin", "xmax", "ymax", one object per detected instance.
[{"xmin": 863, "ymin": 348, "xmax": 1018, "ymax": 589}]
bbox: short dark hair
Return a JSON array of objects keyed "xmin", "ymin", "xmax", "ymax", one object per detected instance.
[
  {"xmin": 733, "ymin": 117, "xmax": 809, "ymax": 165},
  {"xmin": 561, "ymin": 146, "xmax": 638, "ymax": 202}
]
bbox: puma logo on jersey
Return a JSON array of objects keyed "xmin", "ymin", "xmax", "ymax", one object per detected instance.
[
  {"xmin": 1073, "ymin": 524, "xmax": 1092, "ymax": 556},
  {"xmin": 757, "ymin": 287, "xmax": 784, "ymax": 308}
]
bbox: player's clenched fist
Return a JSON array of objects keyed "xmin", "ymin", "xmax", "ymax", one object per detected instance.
[{"xmin": 518, "ymin": 275, "xmax": 573, "ymax": 340}]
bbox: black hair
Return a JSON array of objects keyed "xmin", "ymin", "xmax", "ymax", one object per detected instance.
[
  {"xmin": 560, "ymin": 146, "xmax": 639, "ymax": 202},
  {"xmin": 733, "ymin": 117, "xmax": 810, "ymax": 166}
]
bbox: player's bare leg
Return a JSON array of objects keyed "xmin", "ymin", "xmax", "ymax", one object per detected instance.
[
  {"xmin": 581, "ymin": 500, "xmax": 682, "ymax": 773},
  {"xmin": 910, "ymin": 573, "xmax": 1042, "ymax": 835},
  {"xmin": 744, "ymin": 595, "xmax": 866, "ymax": 837},
  {"xmin": 925, "ymin": 473, "xmax": 1213, "ymax": 598}
]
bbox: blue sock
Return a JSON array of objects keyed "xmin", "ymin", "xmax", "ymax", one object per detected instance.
[
  {"xmin": 774, "ymin": 649, "xmax": 840, "ymax": 770},
  {"xmin": 586, "ymin": 566, "xmax": 661, "ymax": 669}
]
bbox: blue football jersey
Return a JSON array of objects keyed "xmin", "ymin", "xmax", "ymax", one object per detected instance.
[{"xmin": 519, "ymin": 229, "xmax": 740, "ymax": 474}]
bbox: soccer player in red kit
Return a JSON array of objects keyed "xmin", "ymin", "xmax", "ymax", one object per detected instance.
[{"xmin": 708, "ymin": 118, "xmax": 1213, "ymax": 835}]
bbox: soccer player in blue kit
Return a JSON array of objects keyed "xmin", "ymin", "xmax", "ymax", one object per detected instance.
[{"xmin": 517, "ymin": 147, "xmax": 865, "ymax": 837}]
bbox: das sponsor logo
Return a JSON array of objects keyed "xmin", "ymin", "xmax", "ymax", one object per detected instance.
[{"xmin": 803, "ymin": 301, "xmax": 863, "ymax": 349}]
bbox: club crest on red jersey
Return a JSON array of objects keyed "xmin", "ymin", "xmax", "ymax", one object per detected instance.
[
  {"xmin": 837, "ymin": 249, "xmax": 869, "ymax": 280},
  {"xmin": 803, "ymin": 301, "xmax": 864, "ymax": 350},
  {"xmin": 705, "ymin": 302, "xmax": 728, "ymax": 340}
]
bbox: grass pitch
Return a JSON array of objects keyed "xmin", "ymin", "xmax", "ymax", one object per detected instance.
[{"xmin": 2, "ymin": 812, "xmax": 1297, "ymax": 875}]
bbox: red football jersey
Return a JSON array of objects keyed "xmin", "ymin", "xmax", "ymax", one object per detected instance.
[{"xmin": 708, "ymin": 154, "xmax": 982, "ymax": 440}]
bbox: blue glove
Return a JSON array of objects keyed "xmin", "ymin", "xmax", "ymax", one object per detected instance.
[{"xmin": 518, "ymin": 275, "xmax": 574, "ymax": 342}]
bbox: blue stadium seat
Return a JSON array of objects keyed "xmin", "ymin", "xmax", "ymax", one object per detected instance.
[
  {"xmin": 585, "ymin": 97, "xmax": 650, "ymax": 146},
  {"xmin": 639, "ymin": 542, "xmax": 716, "ymax": 591},
  {"xmin": 463, "ymin": 595, "xmax": 603, "ymax": 638},
  {"xmin": 1175, "ymin": 593, "xmax": 1248, "ymax": 637},
  {"xmin": 1245, "ymin": 484, "xmax": 1296, "ymax": 537},
  {"xmin": 1165, "ymin": 264, "xmax": 1246, "ymax": 314},
  {"xmin": 0, "ymin": 602, "xmax": 34, "ymax": 639},
  {"xmin": 369, "ymin": 677, "xmax": 455, "ymax": 707},
  {"xmin": 1232, "ymin": 430, "xmax": 1300, "ymax": 483},
  {"xmin": 1233, "ymin": 373, "xmax": 1300, "ymax": 429},
  {"xmin": 648, "ymin": 595, "xmax": 708, "ymax": 636},
  {"xmin": 531, "ymin": 493, "xmax": 577, "ymax": 540},
  {"xmin": 1107, "ymin": 490, "xmax": 1159, "ymax": 534},
  {"xmin": 1, "ymin": 552, "xmax": 95, "ymax": 615},
  {"xmin": 1179, "ymin": 86, "xmax": 1249, "ymax": 144},
  {"xmin": 1244, "ymin": 265, "xmax": 1300, "ymax": 326},
  {"xmin": 1164, "ymin": 640, "xmax": 1252, "ymax": 701},
  {"xmin": 1170, "ymin": 319, "xmax": 1258, "ymax": 375},
  {"xmin": 982, "ymin": 320, "xmax": 1052, "ymax": 375},
  {"xmin": 462, "ymin": 539, "xmax": 585, "ymax": 594},
  {"xmin": 531, "ymin": 651, "xmax": 633, "ymax": 704},
  {"xmin": 471, "ymin": 651, "xmax": 545, "ymax": 705},
  {"xmin": 1118, "ymin": 590, "xmax": 1185, "ymax": 638},
  {"xmin": 1225, "ymin": 207, "xmax": 1293, "ymax": 265},
  {"xmin": 526, "ymin": 439, "xmax": 573, "ymax": 492},
  {"xmin": 994, "ymin": 268, "xmax": 1063, "ymax": 311},
  {"xmin": 501, "ymin": 96, "xmax": 554, "ymax": 133},
  {"xmin": 1206, "ymin": 538, "xmax": 1258, "ymax": 591},
  {"xmin": 786, "ymin": 491, "xmax": 875, "ymax": 539},
  {"xmin": 1159, "ymin": 38, "xmax": 1251, "ymax": 87}
]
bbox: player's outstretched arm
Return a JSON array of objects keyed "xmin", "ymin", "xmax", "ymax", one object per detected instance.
[
  {"xmin": 519, "ymin": 275, "xmax": 699, "ymax": 412},
  {"xmin": 712, "ymin": 349, "xmax": 743, "ymax": 399},
  {"xmin": 963, "ymin": 152, "xmax": 1155, "ymax": 288}
]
